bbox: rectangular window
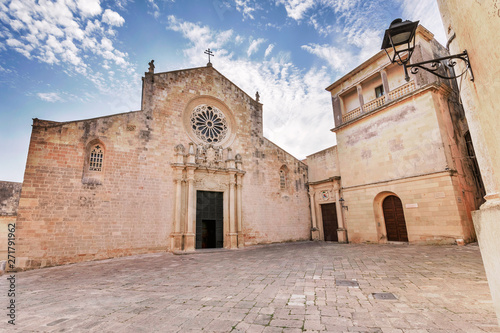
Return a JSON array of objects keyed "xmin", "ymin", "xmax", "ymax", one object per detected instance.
[{"xmin": 375, "ymin": 85, "xmax": 384, "ymax": 98}]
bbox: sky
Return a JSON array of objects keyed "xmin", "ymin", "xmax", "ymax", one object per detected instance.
[{"xmin": 0, "ymin": 0, "xmax": 446, "ymax": 182}]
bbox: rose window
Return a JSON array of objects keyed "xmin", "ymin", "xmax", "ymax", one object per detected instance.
[{"xmin": 190, "ymin": 105, "xmax": 228, "ymax": 144}]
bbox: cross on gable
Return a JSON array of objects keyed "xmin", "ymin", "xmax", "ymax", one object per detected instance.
[{"xmin": 204, "ymin": 48, "xmax": 214, "ymax": 64}]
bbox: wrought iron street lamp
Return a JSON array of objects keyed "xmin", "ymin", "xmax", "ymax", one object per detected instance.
[
  {"xmin": 381, "ymin": 19, "xmax": 474, "ymax": 82},
  {"xmin": 339, "ymin": 197, "xmax": 348, "ymax": 211}
]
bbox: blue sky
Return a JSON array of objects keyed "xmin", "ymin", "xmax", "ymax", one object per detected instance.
[{"xmin": 0, "ymin": 0, "xmax": 445, "ymax": 182}]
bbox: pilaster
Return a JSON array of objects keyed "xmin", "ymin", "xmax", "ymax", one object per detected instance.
[
  {"xmin": 309, "ymin": 191, "xmax": 320, "ymax": 240},
  {"xmin": 228, "ymin": 172, "xmax": 238, "ymax": 248},
  {"xmin": 334, "ymin": 185, "xmax": 347, "ymax": 243},
  {"xmin": 236, "ymin": 173, "xmax": 244, "ymax": 248}
]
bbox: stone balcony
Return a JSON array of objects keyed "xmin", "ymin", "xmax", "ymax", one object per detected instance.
[{"xmin": 341, "ymin": 81, "xmax": 416, "ymax": 124}]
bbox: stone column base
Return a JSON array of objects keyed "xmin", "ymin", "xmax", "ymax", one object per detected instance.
[
  {"xmin": 337, "ymin": 228, "xmax": 348, "ymax": 243},
  {"xmin": 183, "ymin": 233, "xmax": 195, "ymax": 252},
  {"xmin": 473, "ymin": 205, "xmax": 500, "ymax": 325},
  {"xmin": 227, "ymin": 233, "xmax": 238, "ymax": 249},
  {"xmin": 311, "ymin": 229, "xmax": 320, "ymax": 241},
  {"xmin": 237, "ymin": 233, "xmax": 245, "ymax": 248},
  {"xmin": 170, "ymin": 233, "xmax": 183, "ymax": 251}
]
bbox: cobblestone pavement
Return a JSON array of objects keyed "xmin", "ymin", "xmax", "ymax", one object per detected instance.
[{"xmin": 2, "ymin": 242, "xmax": 500, "ymax": 333}]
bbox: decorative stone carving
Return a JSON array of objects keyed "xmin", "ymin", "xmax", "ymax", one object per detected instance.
[
  {"xmin": 190, "ymin": 105, "xmax": 228, "ymax": 144},
  {"xmin": 174, "ymin": 144, "xmax": 185, "ymax": 153},
  {"xmin": 194, "ymin": 144, "xmax": 226, "ymax": 168}
]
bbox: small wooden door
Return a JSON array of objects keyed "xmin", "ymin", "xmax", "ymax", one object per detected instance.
[
  {"xmin": 383, "ymin": 196, "xmax": 408, "ymax": 242},
  {"xmin": 321, "ymin": 203, "xmax": 338, "ymax": 242}
]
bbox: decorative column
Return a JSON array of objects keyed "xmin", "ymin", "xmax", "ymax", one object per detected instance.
[
  {"xmin": 228, "ymin": 173, "xmax": 238, "ymax": 248},
  {"xmin": 184, "ymin": 143, "xmax": 197, "ymax": 251},
  {"xmin": 184, "ymin": 168, "xmax": 196, "ymax": 251},
  {"xmin": 171, "ymin": 168, "xmax": 184, "ymax": 250},
  {"xmin": 225, "ymin": 149, "xmax": 238, "ymax": 248},
  {"xmin": 236, "ymin": 173, "xmax": 244, "ymax": 247},
  {"xmin": 309, "ymin": 190, "xmax": 320, "ymax": 240},
  {"xmin": 380, "ymin": 69, "xmax": 391, "ymax": 101},
  {"xmin": 357, "ymin": 84, "xmax": 365, "ymax": 113},
  {"xmin": 334, "ymin": 183, "xmax": 347, "ymax": 243},
  {"xmin": 171, "ymin": 144, "xmax": 186, "ymax": 251}
]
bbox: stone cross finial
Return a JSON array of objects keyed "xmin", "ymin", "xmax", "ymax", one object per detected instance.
[
  {"xmin": 255, "ymin": 91, "xmax": 260, "ymax": 102},
  {"xmin": 148, "ymin": 60, "xmax": 155, "ymax": 73}
]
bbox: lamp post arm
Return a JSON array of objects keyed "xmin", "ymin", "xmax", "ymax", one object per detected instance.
[{"xmin": 405, "ymin": 50, "xmax": 474, "ymax": 82}]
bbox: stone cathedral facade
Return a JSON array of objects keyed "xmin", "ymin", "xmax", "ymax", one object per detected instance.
[
  {"xmin": 10, "ymin": 26, "xmax": 485, "ymax": 272},
  {"xmin": 15, "ymin": 64, "xmax": 310, "ymax": 270}
]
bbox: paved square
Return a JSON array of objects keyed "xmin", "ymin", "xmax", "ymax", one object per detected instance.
[{"xmin": 2, "ymin": 242, "xmax": 499, "ymax": 332}]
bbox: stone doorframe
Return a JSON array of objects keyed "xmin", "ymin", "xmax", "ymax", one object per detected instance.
[
  {"xmin": 373, "ymin": 191, "xmax": 404, "ymax": 243},
  {"xmin": 171, "ymin": 142, "xmax": 245, "ymax": 251},
  {"xmin": 308, "ymin": 177, "xmax": 347, "ymax": 243}
]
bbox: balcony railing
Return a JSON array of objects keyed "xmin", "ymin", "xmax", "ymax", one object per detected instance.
[
  {"xmin": 340, "ymin": 81, "xmax": 416, "ymax": 124},
  {"xmin": 388, "ymin": 81, "xmax": 415, "ymax": 100},
  {"xmin": 363, "ymin": 95, "xmax": 386, "ymax": 113},
  {"xmin": 342, "ymin": 107, "xmax": 361, "ymax": 122}
]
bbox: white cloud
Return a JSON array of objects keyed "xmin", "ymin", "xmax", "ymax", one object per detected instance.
[
  {"xmin": 264, "ymin": 44, "xmax": 274, "ymax": 58},
  {"xmin": 399, "ymin": 0, "xmax": 446, "ymax": 45},
  {"xmin": 275, "ymin": 0, "xmax": 315, "ymax": 21},
  {"xmin": 235, "ymin": 0, "xmax": 257, "ymax": 20},
  {"xmin": 147, "ymin": 0, "xmax": 160, "ymax": 19},
  {"xmin": 0, "ymin": 0, "xmax": 135, "ymax": 98},
  {"xmin": 301, "ymin": 43, "xmax": 354, "ymax": 72},
  {"xmin": 102, "ymin": 9, "xmax": 125, "ymax": 27},
  {"xmin": 167, "ymin": 16, "xmax": 336, "ymax": 158},
  {"xmin": 76, "ymin": 0, "xmax": 102, "ymax": 18},
  {"xmin": 247, "ymin": 38, "xmax": 265, "ymax": 57},
  {"xmin": 37, "ymin": 92, "xmax": 63, "ymax": 102},
  {"xmin": 235, "ymin": 35, "xmax": 244, "ymax": 44}
]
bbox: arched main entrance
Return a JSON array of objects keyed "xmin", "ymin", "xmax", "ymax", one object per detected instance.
[{"xmin": 382, "ymin": 195, "xmax": 408, "ymax": 242}]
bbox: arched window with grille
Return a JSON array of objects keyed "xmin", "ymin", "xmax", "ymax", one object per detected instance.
[
  {"xmin": 82, "ymin": 140, "xmax": 105, "ymax": 185},
  {"xmin": 279, "ymin": 165, "xmax": 288, "ymax": 190},
  {"xmin": 89, "ymin": 144, "xmax": 104, "ymax": 171}
]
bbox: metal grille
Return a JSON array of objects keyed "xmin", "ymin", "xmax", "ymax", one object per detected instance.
[
  {"xmin": 89, "ymin": 145, "xmax": 103, "ymax": 171},
  {"xmin": 372, "ymin": 293, "xmax": 397, "ymax": 300},
  {"xmin": 336, "ymin": 280, "xmax": 359, "ymax": 287}
]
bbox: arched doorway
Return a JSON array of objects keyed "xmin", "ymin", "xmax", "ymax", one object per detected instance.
[{"xmin": 382, "ymin": 195, "xmax": 408, "ymax": 242}]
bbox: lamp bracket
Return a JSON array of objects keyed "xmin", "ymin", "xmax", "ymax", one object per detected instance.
[{"xmin": 403, "ymin": 50, "xmax": 474, "ymax": 82}]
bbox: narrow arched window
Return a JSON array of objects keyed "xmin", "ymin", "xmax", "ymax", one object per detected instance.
[
  {"xmin": 279, "ymin": 165, "xmax": 288, "ymax": 190},
  {"xmin": 280, "ymin": 169, "xmax": 286, "ymax": 190},
  {"xmin": 82, "ymin": 140, "xmax": 105, "ymax": 185},
  {"xmin": 89, "ymin": 144, "xmax": 104, "ymax": 171}
]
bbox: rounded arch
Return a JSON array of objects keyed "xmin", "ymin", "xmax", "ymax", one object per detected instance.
[
  {"xmin": 374, "ymin": 192, "xmax": 408, "ymax": 242},
  {"xmin": 373, "ymin": 191, "xmax": 407, "ymax": 243},
  {"xmin": 82, "ymin": 137, "xmax": 107, "ymax": 184}
]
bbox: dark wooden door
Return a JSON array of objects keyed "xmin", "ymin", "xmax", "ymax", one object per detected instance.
[
  {"xmin": 196, "ymin": 191, "xmax": 223, "ymax": 249},
  {"xmin": 201, "ymin": 220, "xmax": 216, "ymax": 248},
  {"xmin": 383, "ymin": 196, "xmax": 408, "ymax": 242},
  {"xmin": 321, "ymin": 203, "xmax": 338, "ymax": 242}
]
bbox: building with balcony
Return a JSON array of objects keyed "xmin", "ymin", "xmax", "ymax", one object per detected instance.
[{"xmin": 306, "ymin": 26, "xmax": 484, "ymax": 244}]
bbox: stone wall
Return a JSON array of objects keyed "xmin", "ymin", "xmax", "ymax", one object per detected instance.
[
  {"xmin": 0, "ymin": 181, "xmax": 21, "ymax": 216},
  {"xmin": 305, "ymin": 146, "xmax": 340, "ymax": 183},
  {"xmin": 16, "ymin": 65, "xmax": 310, "ymax": 270},
  {"xmin": 0, "ymin": 181, "xmax": 21, "ymax": 261},
  {"xmin": 343, "ymin": 172, "xmax": 473, "ymax": 244},
  {"xmin": 437, "ymin": 0, "xmax": 500, "ymax": 324},
  {"xmin": 334, "ymin": 85, "xmax": 476, "ymax": 244}
]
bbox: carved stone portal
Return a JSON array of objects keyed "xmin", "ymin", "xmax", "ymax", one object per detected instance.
[{"xmin": 171, "ymin": 142, "xmax": 245, "ymax": 252}]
